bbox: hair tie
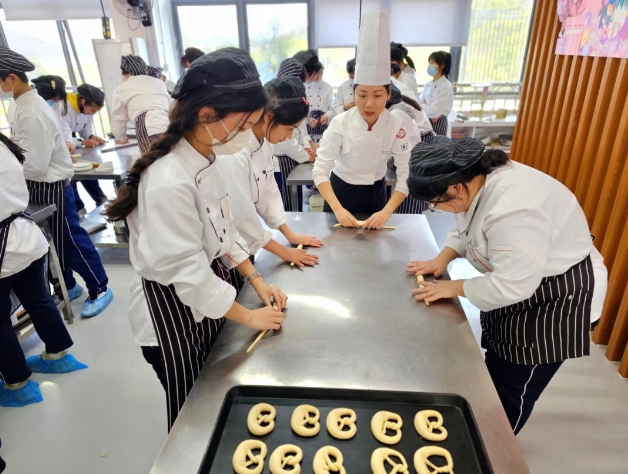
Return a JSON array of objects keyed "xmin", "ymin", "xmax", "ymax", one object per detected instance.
[
  {"xmin": 51, "ymin": 80, "xmax": 56, "ymax": 89},
  {"xmin": 302, "ymin": 97, "xmax": 309, "ymax": 106},
  {"xmin": 122, "ymin": 172, "xmax": 140, "ymax": 188}
]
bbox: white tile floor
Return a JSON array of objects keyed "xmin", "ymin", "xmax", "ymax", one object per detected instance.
[{"xmin": 1, "ymin": 220, "xmax": 628, "ymax": 473}]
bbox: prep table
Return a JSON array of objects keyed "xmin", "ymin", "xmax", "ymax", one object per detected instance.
[{"xmin": 149, "ymin": 212, "xmax": 529, "ymax": 474}]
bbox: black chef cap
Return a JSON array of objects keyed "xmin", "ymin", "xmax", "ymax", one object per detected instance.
[
  {"xmin": 346, "ymin": 58, "xmax": 356, "ymax": 74},
  {"xmin": 293, "ymin": 50, "xmax": 322, "ymax": 70},
  {"xmin": 277, "ymin": 58, "xmax": 306, "ymax": 82},
  {"xmin": 171, "ymin": 47, "xmax": 262, "ymax": 100},
  {"xmin": 409, "ymin": 136, "xmax": 486, "ymax": 185},
  {"xmin": 0, "ymin": 47, "xmax": 35, "ymax": 74},
  {"xmin": 121, "ymin": 55, "xmax": 147, "ymax": 76},
  {"xmin": 77, "ymin": 84, "xmax": 105, "ymax": 106},
  {"xmin": 387, "ymin": 82, "xmax": 402, "ymax": 108},
  {"xmin": 146, "ymin": 65, "xmax": 162, "ymax": 78},
  {"xmin": 266, "ymin": 76, "xmax": 307, "ymax": 102}
]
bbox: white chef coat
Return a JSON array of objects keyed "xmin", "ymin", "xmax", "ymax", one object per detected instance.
[
  {"xmin": 272, "ymin": 119, "xmax": 312, "ymax": 171},
  {"xmin": 111, "ymin": 75, "xmax": 172, "ymax": 141},
  {"xmin": 331, "ymin": 79, "xmax": 354, "ymax": 118},
  {"xmin": 0, "ymin": 143, "xmax": 49, "ymax": 278},
  {"xmin": 389, "ymin": 107, "xmax": 421, "ymax": 146},
  {"xmin": 306, "ymin": 80, "xmax": 335, "ymax": 120},
  {"xmin": 419, "ymin": 76, "xmax": 454, "ymax": 119},
  {"xmin": 55, "ymin": 98, "xmax": 96, "ymax": 147},
  {"xmin": 218, "ymin": 132, "xmax": 287, "ymax": 255},
  {"xmin": 126, "ymin": 138, "xmax": 250, "ymax": 346},
  {"xmin": 9, "ymin": 89, "xmax": 74, "ymax": 183},
  {"xmin": 398, "ymin": 67, "xmax": 419, "ymax": 99},
  {"xmin": 313, "ymin": 107, "xmax": 412, "ymax": 196},
  {"xmin": 390, "ymin": 78, "xmax": 434, "ymax": 136},
  {"xmin": 445, "ymin": 161, "xmax": 607, "ymax": 320}
]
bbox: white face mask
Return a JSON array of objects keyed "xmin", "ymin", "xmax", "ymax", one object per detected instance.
[
  {"xmin": 0, "ymin": 78, "xmax": 15, "ymax": 99},
  {"xmin": 205, "ymin": 120, "xmax": 252, "ymax": 155}
]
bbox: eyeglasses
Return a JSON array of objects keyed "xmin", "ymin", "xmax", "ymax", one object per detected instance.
[{"xmin": 426, "ymin": 202, "xmax": 443, "ymax": 213}]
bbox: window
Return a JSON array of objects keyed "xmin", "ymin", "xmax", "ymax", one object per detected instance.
[
  {"xmin": 177, "ymin": 5, "xmax": 240, "ymax": 55},
  {"xmin": 246, "ymin": 3, "xmax": 308, "ymax": 83},
  {"xmin": 317, "ymin": 47, "xmax": 354, "ymax": 89},
  {"xmin": 66, "ymin": 19, "xmax": 108, "ymax": 87},
  {"xmin": 460, "ymin": 0, "xmax": 534, "ymax": 83},
  {"xmin": 0, "ymin": 10, "xmax": 67, "ymax": 79}
]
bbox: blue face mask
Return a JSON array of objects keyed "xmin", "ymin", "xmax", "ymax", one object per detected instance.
[
  {"xmin": 427, "ymin": 64, "xmax": 438, "ymax": 77},
  {"xmin": 46, "ymin": 100, "xmax": 56, "ymax": 108}
]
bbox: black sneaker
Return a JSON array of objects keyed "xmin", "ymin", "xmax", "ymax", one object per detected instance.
[{"xmin": 0, "ymin": 454, "xmax": 6, "ymax": 473}]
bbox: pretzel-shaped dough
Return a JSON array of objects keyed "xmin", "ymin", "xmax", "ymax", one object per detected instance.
[
  {"xmin": 371, "ymin": 447, "xmax": 410, "ymax": 474},
  {"xmin": 414, "ymin": 410, "xmax": 448, "ymax": 441},
  {"xmin": 414, "ymin": 446, "xmax": 454, "ymax": 474},
  {"xmin": 247, "ymin": 403, "xmax": 276, "ymax": 436},
  {"xmin": 326, "ymin": 408, "xmax": 357, "ymax": 440},
  {"xmin": 291, "ymin": 404, "xmax": 321, "ymax": 437},
  {"xmin": 232, "ymin": 440, "xmax": 267, "ymax": 474},
  {"xmin": 269, "ymin": 444, "xmax": 303, "ymax": 474},
  {"xmin": 313, "ymin": 446, "xmax": 346, "ymax": 474},
  {"xmin": 371, "ymin": 411, "xmax": 403, "ymax": 445}
]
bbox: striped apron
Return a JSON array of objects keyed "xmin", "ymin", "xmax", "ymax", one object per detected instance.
[
  {"xmin": 306, "ymin": 110, "xmax": 328, "ymax": 139},
  {"xmin": 420, "ymin": 131, "xmax": 437, "ymax": 143},
  {"xmin": 396, "ymin": 195, "xmax": 427, "ymax": 214},
  {"xmin": 135, "ymin": 112, "xmax": 163, "ymax": 154},
  {"xmin": 26, "ymin": 180, "xmax": 65, "ymax": 270},
  {"xmin": 481, "ymin": 255, "xmax": 594, "ymax": 366},
  {"xmin": 431, "ymin": 116, "xmax": 449, "ymax": 136},
  {"xmin": 142, "ymin": 258, "xmax": 230, "ymax": 430},
  {"xmin": 275, "ymin": 155, "xmax": 302, "ymax": 212},
  {"xmin": 0, "ymin": 211, "xmax": 34, "ymax": 315}
]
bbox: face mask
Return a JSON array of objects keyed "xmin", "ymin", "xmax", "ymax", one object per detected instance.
[
  {"xmin": 0, "ymin": 79, "xmax": 15, "ymax": 99},
  {"xmin": 427, "ymin": 65, "xmax": 438, "ymax": 77},
  {"xmin": 46, "ymin": 100, "xmax": 56, "ymax": 108},
  {"xmin": 205, "ymin": 120, "xmax": 251, "ymax": 155}
]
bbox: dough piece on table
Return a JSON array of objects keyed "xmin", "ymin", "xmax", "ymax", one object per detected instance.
[
  {"xmin": 247, "ymin": 403, "xmax": 276, "ymax": 436},
  {"xmin": 232, "ymin": 440, "xmax": 267, "ymax": 474},
  {"xmin": 291, "ymin": 404, "xmax": 321, "ymax": 437},
  {"xmin": 416, "ymin": 275, "xmax": 429, "ymax": 306},
  {"xmin": 414, "ymin": 446, "xmax": 454, "ymax": 474},
  {"xmin": 333, "ymin": 221, "xmax": 395, "ymax": 230},
  {"xmin": 313, "ymin": 446, "xmax": 346, "ymax": 474},
  {"xmin": 414, "ymin": 410, "xmax": 447, "ymax": 441},
  {"xmin": 326, "ymin": 408, "xmax": 357, "ymax": 440},
  {"xmin": 371, "ymin": 447, "xmax": 410, "ymax": 474},
  {"xmin": 269, "ymin": 444, "xmax": 303, "ymax": 474},
  {"xmin": 371, "ymin": 411, "xmax": 403, "ymax": 445}
]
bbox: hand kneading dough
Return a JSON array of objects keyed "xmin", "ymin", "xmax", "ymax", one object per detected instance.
[
  {"xmin": 414, "ymin": 410, "xmax": 448, "ymax": 441},
  {"xmin": 371, "ymin": 447, "xmax": 410, "ymax": 474},
  {"xmin": 269, "ymin": 444, "xmax": 303, "ymax": 474},
  {"xmin": 414, "ymin": 446, "xmax": 454, "ymax": 474},
  {"xmin": 247, "ymin": 403, "xmax": 276, "ymax": 436},
  {"xmin": 313, "ymin": 446, "xmax": 346, "ymax": 474},
  {"xmin": 326, "ymin": 408, "xmax": 357, "ymax": 440},
  {"xmin": 232, "ymin": 440, "xmax": 267, "ymax": 474},
  {"xmin": 371, "ymin": 411, "xmax": 403, "ymax": 445},
  {"xmin": 291, "ymin": 404, "xmax": 321, "ymax": 437}
]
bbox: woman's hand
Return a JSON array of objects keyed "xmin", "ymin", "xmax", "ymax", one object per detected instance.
[
  {"xmin": 82, "ymin": 138, "xmax": 99, "ymax": 147},
  {"xmin": 286, "ymin": 233, "xmax": 323, "ymax": 248},
  {"xmin": 246, "ymin": 306, "xmax": 284, "ymax": 330},
  {"xmin": 407, "ymin": 256, "xmax": 449, "ymax": 277},
  {"xmin": 115, "ymin": 138, "xmax": 129, "ymax": 145},
  {"xmin": 320, "ymin": 113, "xmax": 330, "ymax": 125},
  {"xmin": 91, "ymin": 135, "xmax": 107, "ymax": 145},
  {"xmin": 333, "ymin": 207, "xmax": 359, "ymax": 228},
  {"xmin": 65, "ymin": 142, "xmax": 76, "ymax": 153},
  {"xmin": 305, "ymin": 148, "xmax": 316, "ymax": 162},
  {"xmin": 363, "ymin": 209, "xmax": 393, "ymax": 229},
  {"xmin": 251, "ymin": 281, "xmax": 288, "ymax": 310},
  {"xmin": 309, "ymin": 117, "xmax": 319, "ymax": 128},
  {"xmin": 282, "ymin": 247, "xmax": 319, "ymax": 267},
  {"xmin": 412, "ymin": 279, "xmax": 465, "ymax": 304}
]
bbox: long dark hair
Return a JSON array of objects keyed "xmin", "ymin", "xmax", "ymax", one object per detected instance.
[
  {"xmin": 262, "ymin": 77, "xmax": 308, "ymax": 137},
  {"xmin": 32, "ymin": 75, "xmax": 68, "ymax": 115},
  {"xmin": 428, "ymin": 51, "xmax": 452, "ymax": 79},
  {"xmin": 391, "ymin": 43, "xmax": 415, "ymax": 70},
  {"xmin": 408, "ymin": 149, "xmax": 509, "ymax": 203},
  {"xmin": 0, "ymin": 130, "xmax": 26, "ymax": 164},
  {"xmin": 103, "ymin": 86, "xmax": 267, "ymax": 222}
]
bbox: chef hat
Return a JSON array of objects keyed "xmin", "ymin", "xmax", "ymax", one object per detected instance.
[
  {"xmin": 354, "ymin": 11, "xmax": 391, "ymax": 86},
  {"xmin": 77, "ymin": 84, "xmax": 105, "ymax": 105},
  {"xmin": 146, "ymin": 65, "xmax": 162, "ymax": 78},
  {"xmin": 265, "ymin": 76, "xmax": 307, "ymax": 103},
  {"xmin": 171, "ymin": 47, "xmax": 262, "ymax": 99},
  {"xmin": 0, "ymin": 47, "xmax": 35, "ymax": 74},
  {"xmin": 121, "ymin": 55, "xmax": 147, "ymax": 76},
  {"xmin": 277, "ymin": 58, "xmax": 306, "ymax": 82},
  {"xmin": 409, "ymin": 136, "xmax": 486, "ymax": 184}
]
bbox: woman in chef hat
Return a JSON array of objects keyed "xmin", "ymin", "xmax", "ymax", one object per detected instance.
[{"xmin": 312, "ymin": 11, "xmax": 412, "ymax": 229}]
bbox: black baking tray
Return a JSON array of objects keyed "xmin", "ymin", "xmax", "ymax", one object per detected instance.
[{"xmin": 199, "ymin": 385, "xmax": 494, "ymax": 474}]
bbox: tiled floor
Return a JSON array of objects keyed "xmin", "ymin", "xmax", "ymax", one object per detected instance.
[{"xmin": 1, "ymin": 212, "xmax": 627, "ymax": 473}]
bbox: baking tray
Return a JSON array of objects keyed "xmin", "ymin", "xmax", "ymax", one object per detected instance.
[{"xmin": 199, "ymin": 386, "xmax": 493, "ymax": 474}]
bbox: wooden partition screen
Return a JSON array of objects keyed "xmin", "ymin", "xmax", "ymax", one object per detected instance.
[{"xmin": 512, "ymin": 0, "xmax": 628, "ymax": 375}]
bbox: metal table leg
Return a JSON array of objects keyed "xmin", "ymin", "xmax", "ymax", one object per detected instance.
[
  {"xmin": 290, "ymin": 184, "xmax": 299, "ymax": 212},
  {"xmin": 41, "ymin": 221, "xmax": 75, "ymax": 324}
]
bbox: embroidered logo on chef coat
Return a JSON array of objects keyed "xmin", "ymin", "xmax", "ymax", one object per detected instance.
[
  {"xmin": 401, "ymin": 143, "xmax": 410, "ymax": 151},
  {"xmin": 396, "ymin": 128, "xmax": 406, "ymax": 139}
]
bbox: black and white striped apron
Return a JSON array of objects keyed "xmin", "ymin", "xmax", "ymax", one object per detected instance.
[
  {"xmin": 142, "ymin": 258, "xmax": 229, "ymax": 430},
  {"xmin": 431, "ymin": 116, "xmax": 449, "ymax": 136},
  {"xmin": 307, "ymin": 110, "xmax": 327, "ymax": 139},
  {"xmin": 481, "ymin": 255, "xmax": 594, "ymax": 366},
  {"xmin": 275, "ymin": 155, "xmax": 302, "ymax": 212},
  {"xmin": 135, "ymin": 112, "xmax": 151, "ymax": 154},
  {"xmin": 26, "ymin": 180, "xmax": 65, "ymax": 270},
  {"xmin": 395, "ymin": 195, "xmax": 427, "ymax": 214},
  {"xmin": 420, "ymin": 131, "xmax": 437, "ymax": 143}
]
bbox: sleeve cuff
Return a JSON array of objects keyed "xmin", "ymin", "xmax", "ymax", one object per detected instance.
[{"xmin": 194, "ymin": 280, "xmax": 236, "ymax": 321}]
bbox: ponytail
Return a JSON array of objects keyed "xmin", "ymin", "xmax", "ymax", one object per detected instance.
[
  {"xmin": 405, "ymin": 55, "xmax": 416, "ymax": 70},
  {"xmin": 401, "ymin": 95, "xmax": 422, "ymax": 112},
  {"xmin": 0, "ymin": 131, "xmax": 26, "ymax": 164}
]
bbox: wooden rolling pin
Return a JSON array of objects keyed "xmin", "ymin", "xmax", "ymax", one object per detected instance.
[
  {"xmin": 416, "ymin": 274, "xmax": 429, "ymax": 306},
  {"xmin": 246, "ymin": 303, "xmax": 279, "ymax": 354},
  {"xmin": 290, "ymin": 244, "xmax": 303, "ymax": 267}
]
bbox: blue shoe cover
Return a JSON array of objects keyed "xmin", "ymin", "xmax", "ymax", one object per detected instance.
[
  {"xmin": 0, "ymin": 380, "xmax": 43, "ymax": 407},
  {"xmin": 67, "ymin": 283, "xmax": 84, "ymax": 301},
  {"xmin": 81, "ymin": 288, "xmax": 113, "ymax": 318},
  {"xmin": 26, "ymin": 353, "xmax": 88, "ymax": 373}
]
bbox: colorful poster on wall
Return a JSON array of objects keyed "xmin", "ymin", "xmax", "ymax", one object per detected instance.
[{"xmin": 556, "ymin": 0, "xmax": 628, "ymax": 57}]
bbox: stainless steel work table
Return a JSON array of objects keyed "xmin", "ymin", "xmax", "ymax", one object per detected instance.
[{"xmin": 150, "ymin": 212, "xmax": 529, "ymax": 474}]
